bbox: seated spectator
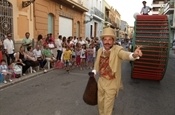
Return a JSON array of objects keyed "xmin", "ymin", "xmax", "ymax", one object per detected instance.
[
  {"xmin": 0, "ymin": 59, "xmax": 12, "ymax": 83},
  {"xmin": 42, "ymin": 44, "xmax": 56, "ymax": 68},
  {"xmin": 33, "ymin": 45, "xmax": 47, "ymax": 72},
  {"xmin": 14, "ymin": 45, "xmax": 31, "ymax": 75},
  {"xmin": 26, "ymin": 46, "xmax": 39, "ymax": 72}
]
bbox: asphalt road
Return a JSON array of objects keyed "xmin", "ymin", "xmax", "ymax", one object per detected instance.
[{"xmin": 0, "ymin": 52, "xmax": 175, "ymax": 115}]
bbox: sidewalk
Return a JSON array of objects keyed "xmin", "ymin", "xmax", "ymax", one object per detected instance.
[{"xmin": 0, "ymin": 69, "xmax": 54, "ymax": 90}]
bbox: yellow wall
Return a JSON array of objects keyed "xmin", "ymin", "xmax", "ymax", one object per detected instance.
[
  {"xmin": 9, "ymin": 0, "xmax": 34, "ymax": 41},
  {"xmin": 34, "ymin": 0, "xmax": 86, "ymax": 39}
]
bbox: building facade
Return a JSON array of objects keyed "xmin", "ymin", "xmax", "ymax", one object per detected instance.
[
  {"xmin": 161, "ymin": 0, "xmax": 175, "ymax": 42},
  {"xmin": 34, "ymin": 0, "xmax": 88, "ymax": 39},
  {"xmin": 102, "ymin": 0, "xmax": 111, "ymax": 26},
  {"xmin": 152, "ymin": 0, "xmax": 166, "ymax": 15},
  {"xmin": 120, "ymin": 20, "xmax": 129, "ymax": 39},
  {"xmin": 0, "ymin": 0, "xmax": 36, "ymax": 51},
  {"xmin": 128, "ymin": 26, "xmax": 134, "ymax": 39},
  {"xmin": 84, "ymin": 0, "xmax": 104, "ymax": 39},
  {"xmin": 102, "ymin": 0, "xmax": 121, "ymax": 39},
  {"xmin": 0, "ymin": 0, "xmax": 35, "ymax": 46}
]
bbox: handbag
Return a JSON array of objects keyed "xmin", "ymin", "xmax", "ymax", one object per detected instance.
[{"xmin": 83, "ymin": 72, "xmax": 98, "ymax": 106}]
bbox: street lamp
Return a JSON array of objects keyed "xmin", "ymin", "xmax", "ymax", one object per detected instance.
[
  {"xmin": 22, "ymin": 0, "xmax": 35, "ymax": 8},
  {"xmin": 84, "ymin": 15, "xmax": 93, "ymax": 24}
]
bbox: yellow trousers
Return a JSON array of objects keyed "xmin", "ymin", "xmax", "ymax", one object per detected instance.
[{"xmin": 98, "ymin": 77, "xmax": 118, "ymax": 115}]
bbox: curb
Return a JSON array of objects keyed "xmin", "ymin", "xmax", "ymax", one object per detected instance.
[{"xmin": 0, "ymin": 68, "xmax": 54, "ymax": 90}]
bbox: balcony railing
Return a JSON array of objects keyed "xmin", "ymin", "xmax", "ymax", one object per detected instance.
[
  {"xmin": 152, "ymin": 4, "xmax": 165, "ymax": 8},
  {"xmin": 93, "ymin": 7, "xmax": 104, "ymax": 19},
  {"xmin": 163, "ymin": 1, "xmax": 174, "ymax": 14}
]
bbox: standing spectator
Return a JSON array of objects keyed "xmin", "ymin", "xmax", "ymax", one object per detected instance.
[
  {"xmin": 44, "ymin": 34, "xmax": 50, "ymax": 45},
  {"xmin": 3, "ymin": 33, "xmax": 15, "ymax": 65},
  {"xmin": 75, "ymin": 43, "xmax": 81, "ymax": 68},
  {"xmin": 22, "ymin": 32, "xmax": 32, "ymax": 51},
  {"xmin": 0, "ymin": 59, "xmax": 12, "ymax": 83},
  {"xmin": 70, "ymin": 45, "xmax": 76, "ymax": 68},
  {"xmin": 78, "ymin": 37, "xmax": 85, "ymax": 45},
  {"xmin": 73, "ymin": 36, "xmax": 78, "ymax": 45},
  {"xmin": 92, "ymin": 43, "xmax": 96, "ymax": 65},
  {"xmin": 36, "ymin": 34, "xmax": 44, "ymax": 49},
  {"xmin": 86, "ymin": 44, "xmax": 94, "ymax": 69},
  {"xmin": 80, "ymin": 44, "xmax": 86, "ymax": 70},
  {"xmin": 55, "ymin": 35, "xmax": 63, "ymax": 61},
  {"xmin": 49, "ymin": 33, "xmax": 55, "ymax": 42}
]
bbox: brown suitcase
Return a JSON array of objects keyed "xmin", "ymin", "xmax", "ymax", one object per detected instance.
[{"xmin": 83, "ymin": 72, "xmax": 98, "ymax": 106}]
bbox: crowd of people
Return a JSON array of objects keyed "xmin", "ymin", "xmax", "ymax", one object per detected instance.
[{"xmin": 0, "ymin": 32, "xmax": 104, "ymax": 84}]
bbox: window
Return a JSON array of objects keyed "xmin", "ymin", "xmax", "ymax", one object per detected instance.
[
  {"xmin": 48, "ymin": 13, "xmax": 54, "ymax": 34},
  {"xmin": 0, "ymin": 0, "xmax": 13, "ymax": 40}
]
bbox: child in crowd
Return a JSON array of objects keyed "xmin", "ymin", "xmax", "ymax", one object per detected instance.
[
  {"xmin": 0, "ymin": 59, "xmax": 12, "ymax": 83},
  {"xmin": 62, "ymin": 46, "xmax": 72, "ymax": 73},
  {"xmin": 80, "ymin": 44, "xmax": 86, "ymax": 70},
  {"xmin": 86, "ymin": 44, "xmax": 94, "ymax": 69},
  {"xmin": 75, "ymin": 43, "xmax": 81, "ymax": 69},
  {"xmin": 71, "ymin": 45, "xmax": 76, "ymax": 69},
  {"xmin": 92, "ymin": 44, "xmax": 96, "ymax": 65}
]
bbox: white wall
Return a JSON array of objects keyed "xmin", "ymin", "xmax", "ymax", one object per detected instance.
[{"xmin": 84, "ymin": 0, "xmax": 103, "ymax": 38}]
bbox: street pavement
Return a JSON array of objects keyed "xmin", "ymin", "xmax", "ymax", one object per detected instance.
[{"xmin": 0, "ymin": 51, "xmax": 175, "ymax": 115}]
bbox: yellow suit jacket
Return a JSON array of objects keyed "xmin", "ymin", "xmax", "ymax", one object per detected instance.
[{"xmin": 94, "ymin": 45, "xmax": 132, "ymax": 95}]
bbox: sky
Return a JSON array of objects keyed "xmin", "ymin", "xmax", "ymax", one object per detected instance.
[{"xmin": 106, "ymin": 0, "xmax": 153, "ymax": 26}]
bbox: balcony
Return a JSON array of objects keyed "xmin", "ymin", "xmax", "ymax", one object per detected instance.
[
  {"xmin": 163, "ymin": 1, "xmax": 174, "ymax": 14},
  {"xmin": 105, "ymin": 16, "xmax": 111, "ymax": 23},
  {"xmin": 152, "ymin": 3, "xmax": 165, "ymax": 8},
  {"xmin": 111, "ymin": 21, "xmax": 119, "ymax": 29},
  {"xmin": 152, "ymin": 10, "xmax": 160, "ymax": 15},
  {"xmin": 93, "ymin": 7, "xmax": 104, "ymax": 19}
]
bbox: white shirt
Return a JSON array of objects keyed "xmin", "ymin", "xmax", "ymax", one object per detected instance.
[
  {"xmin": 80, "ymin": 49, "xmax": 86, "ymax": 58},
  {"xmin": 55, "ymin": 39, "xmax": 62, "ymax": 51},
  {"xmin": 33, "ymin": 49, "xmax": 42, "ymax": 58},
  {"xmin": 78, "ymin": 40, "xmax": 85, "ymax": 45},
  {"xmin": 140, "ymin": 6, "xmax": 151, "ymax": 14},
  {"xmin": 3, "ymin": 39, "xmax": 14, "ymax": 54},
  {"xmin": 73, "ymin": 39, "xmax": 78, "ymax": 45}
]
